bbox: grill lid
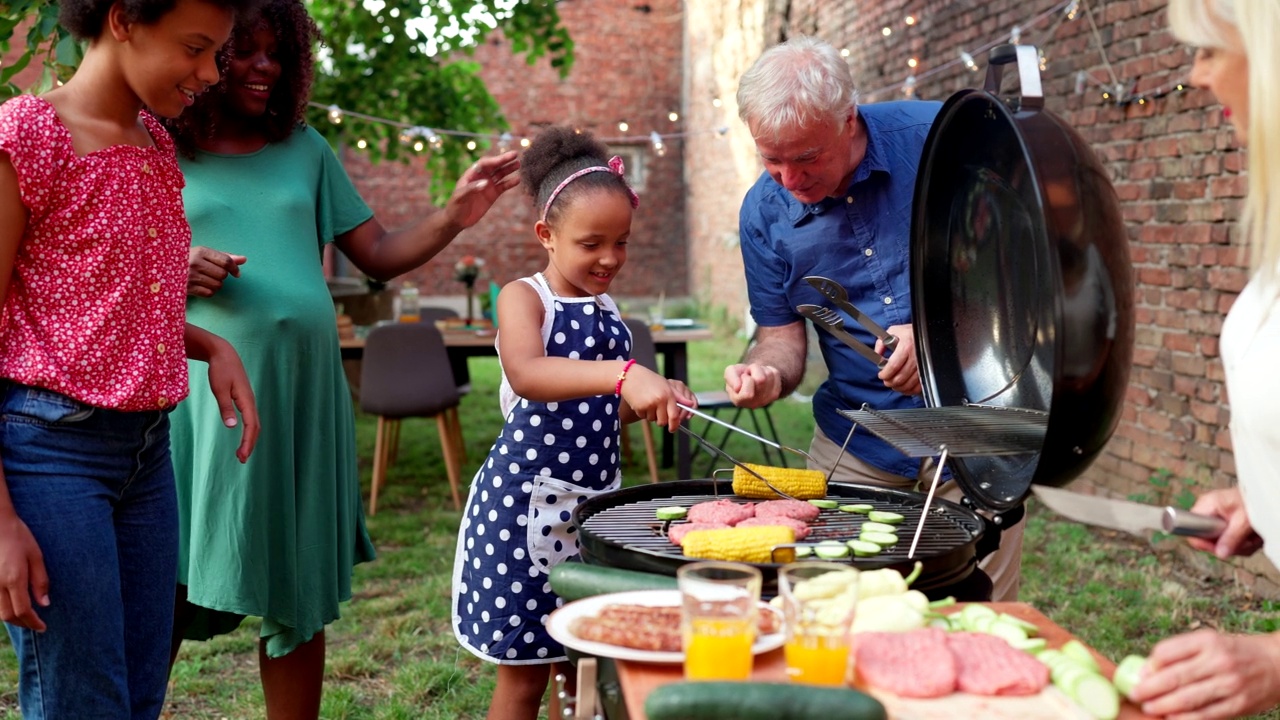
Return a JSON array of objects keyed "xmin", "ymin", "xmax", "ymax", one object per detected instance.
[{"xmin": 906, "ymin": 45, "xmax": 1134, "ymax": 511}]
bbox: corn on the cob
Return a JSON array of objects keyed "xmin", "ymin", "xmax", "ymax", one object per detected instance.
[
  {"xmin": 732, "ymin": 463, "xmax": 827, "ymax": 500},
  {"xmin": 681, "ymin": 526, "xmax": 796, "ymax": 563}
]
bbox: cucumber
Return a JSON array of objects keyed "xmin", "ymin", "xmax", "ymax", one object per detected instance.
[
  {"xmin": 808, "ymin": 499, "xmax": 839, "ymax": 509},
  {"xmin": 867, "ymin": 510, "xmax": 904, "ymax": 525},
  {"xmin": 1066, "ymin": 671, "xmax": 1121, "ymax": 720},
  {"xmin": 846, "ymin": 540, "xmax": 882, "ymax": 557},
  {"xmin": 814, "ymin": 542, "xmax": 851, "ymax": 559},
  {"xmin": 860, "ymin": 531, "xmax": 899, "ymax": 546},
  {"xmin": 986, "ymin": 619, "xmax": 1028, "ymax": 645},
  {"xmin": 1009, "ymin": 636, "xmax": 1048, "ymax": 653},
  {"xmin": 547, "ymin": 563, "xmax": 677, "ymax": 601},
  {"xmin": 958, "ymin": 603, "xmax": 998, "ymax": 631},
  {"xmin": 860, "ymin": 521, "xmax": 898, "ymax": 534},
  {"xmin": 655, "ymin": 506, "xmax": 688, "ymax": 521},
  {"xmin": 996, "ymin": 612, "xmax": 1040, "ymax": 636},
  {"xmin": 795, "ymin": 545, "xmax": 814, "ymax": 558},
  {"xmin": 1112, "ymin": 654, "xmax": 1148, "ymax": 699},
  {"xmin": 645, "ymin": 681, "xmax": 887, "ymax": 720},
  {"xmin": 839, "ymin": 504, "xmax": 875, "ymax": 514},
  {"xmin": 1061, "ymin": 639, "xmax": 1102, "ymax": 673}
]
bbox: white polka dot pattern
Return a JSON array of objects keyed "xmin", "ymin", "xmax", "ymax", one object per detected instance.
[{"xmin": 0, "ymin": 96, "xmax": 189, "ymax": 410}]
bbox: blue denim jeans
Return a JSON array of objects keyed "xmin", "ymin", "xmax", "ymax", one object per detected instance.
[{"xmin": 0, "ymin": 381, "xmax": 178, "ymax": 720}]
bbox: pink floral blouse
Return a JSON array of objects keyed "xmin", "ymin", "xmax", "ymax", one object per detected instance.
[{"xmin": 0, "ymin": 95, "xmax": 189, "ymax": 411}]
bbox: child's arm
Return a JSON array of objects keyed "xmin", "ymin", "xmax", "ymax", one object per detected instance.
[
  {"xmin": 498, "ymin": 282, "xmax": 693, "ymax": 432},
  {"xmin": 0, "ymin": 153, "xmax": 49, "ymax": 631},
  {"xmin": 183, "ymin": 324, "xmax": 261, "ymax": 463},
  {"xmin": 335, "ymin": 151, "xmax": 521, "ymax": 280}
]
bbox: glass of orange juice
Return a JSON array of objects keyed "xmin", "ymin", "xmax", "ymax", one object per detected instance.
[
  {"xmin": 779, "ymin": 562, "xmax": 860, "ymax": 686},
  {"xmin": 677, "ymin": 561, "xmax": 762, "ymax": 681}
]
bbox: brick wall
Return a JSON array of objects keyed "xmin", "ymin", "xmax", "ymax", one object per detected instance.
[
  {"xmin": 342, "ymin": 0, "xmax": 688, "ymax": 302},
  {"xmin": 685, "ymin": 0, "xmax": 1267, "ymax": 587}
]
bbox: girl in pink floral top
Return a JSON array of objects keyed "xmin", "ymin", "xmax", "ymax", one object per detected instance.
[{"xmin": 0, "ymin": 0, "xmax": 260, "ymax": 717}]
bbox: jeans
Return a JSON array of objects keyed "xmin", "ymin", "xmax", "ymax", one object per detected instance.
[{"xmin": 0, "ymin": 381, "xmax": 178, "ymax": 720}]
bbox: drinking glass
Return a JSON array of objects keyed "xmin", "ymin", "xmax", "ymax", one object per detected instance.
[
  {"xmin": 779, "ymin": 562, "xmax": 860, "ymax": 686},
  {"xmin": 677, "ymin": 561, "xmax": 762, "ymax": 681}
]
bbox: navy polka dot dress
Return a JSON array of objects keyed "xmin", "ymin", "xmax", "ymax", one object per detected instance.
[{"xmin": 451, "ymin": 274, "xmax": 629, "ymax": 664}]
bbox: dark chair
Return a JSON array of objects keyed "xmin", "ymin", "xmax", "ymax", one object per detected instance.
[
  {"xmin": 621, "ymin": 318, "xmax": 661, "ymax": 484},
  {"xmin": 360, "ymin": 323, "xmax": 464, "ymax": 513},
  {"xmin": 690, "ymin": 329, "xmax": 788, "ymax": 476}
]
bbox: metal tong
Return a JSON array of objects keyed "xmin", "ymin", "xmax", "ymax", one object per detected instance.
[
  {"xmin": 799, "ymin": 276, "xmax": 899, "ymax": 369},
  {"xmin": 677, "ymin": 403, "xmax": 815, "ymax": 465},
  {"xmin": 676, "ymin": 423, "xmax": 801, "ymax": 501}
]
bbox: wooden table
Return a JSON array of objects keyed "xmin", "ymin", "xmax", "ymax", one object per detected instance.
[
  {"xmin": 610, "ymin": 602, "xmax": 1156, "ymax": 720},
  {"xmin": 339, "ymin": 325, "xmax": 714, "ymax": 479}
]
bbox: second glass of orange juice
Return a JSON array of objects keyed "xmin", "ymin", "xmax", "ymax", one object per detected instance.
[
  {"xmin": 677, "ymin": 561, "xmax": 762, "ymax": 681},
  {"xmin": 779, "ymin": 562, "xmax": 860, "ymax": 686}
]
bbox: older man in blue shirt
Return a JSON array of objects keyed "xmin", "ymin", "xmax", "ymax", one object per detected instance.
[{"xmin": 726, "ymin": 36, "xmax": 1024, "ymax": 601}]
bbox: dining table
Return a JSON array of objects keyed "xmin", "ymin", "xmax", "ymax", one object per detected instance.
[{"xmin": 339, "ymin": 324, "xmax": 715, "ymax": 479}]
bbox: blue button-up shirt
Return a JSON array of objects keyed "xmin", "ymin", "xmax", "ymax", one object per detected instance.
[{"xmin": 739, "ymin": 100, "xmax": 941, "ymax": 478}]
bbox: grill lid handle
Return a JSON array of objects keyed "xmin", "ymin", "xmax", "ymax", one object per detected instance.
[{"xmin": 984, "ymin": 44, "xmax": 1045, "ymax": 110}]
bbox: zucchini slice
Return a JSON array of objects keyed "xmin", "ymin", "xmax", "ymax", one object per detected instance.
[
  {"xmin": 839, "ymin": 504, "xmax": 875, "ymax": 514},
  {"xmin": 867, "ymin": 510, "xmax": 905, "ymax": 525},
  {"xmin": 860, "ymin": 521, "xmax": 898, "ymax": 534},
  {"xmin": 655, "ymin": 506, "xmax": 688, "ymax": 521},
  {"xmin": 846, "ymin": 540, "xmax": 882, "ymax": 557},
  {"xmin": 808, "ymin": 499, "xmax": 840, "ymax": 509},
  {"xmin": 859, "ymin": 531, "xmax": 899, "ymax": 546}
]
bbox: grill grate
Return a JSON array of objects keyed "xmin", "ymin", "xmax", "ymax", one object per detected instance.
[
  {"xmin": 839, "ymin": 404, "xmax": 1047, "ymax": 457},
  {"xmin": 580, "ymin": 485, "xmax": 980, "ymax": 566}
]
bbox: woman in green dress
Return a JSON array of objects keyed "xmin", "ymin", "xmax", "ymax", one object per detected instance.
[{"xmin": 163, "ymin": 1, "xmax": 519, "ymax": 715}]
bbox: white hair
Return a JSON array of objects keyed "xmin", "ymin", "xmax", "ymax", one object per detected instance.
[
  {"xmin": 1170, "ymin": 0, "xmax": 1280, "ymax": 282},
  {"xmin": 736, "ymin": 35, "xmax": 859, "ymax": 141}
]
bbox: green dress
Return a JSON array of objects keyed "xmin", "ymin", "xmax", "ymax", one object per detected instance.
[{"xmin": 171, "ymin": 126, "xmax": 377, "ymax": 657}]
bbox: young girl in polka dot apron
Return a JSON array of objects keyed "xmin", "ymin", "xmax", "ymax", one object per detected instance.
[
  {"xmin": 0, "ymin": 0, "xmax": 260, "ymax": 716},
  {"xmin": 451, "ymin": 126, "xmax": 695, "ymax": 720}
]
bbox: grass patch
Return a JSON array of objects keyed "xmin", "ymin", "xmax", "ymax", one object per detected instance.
[{"xmin": 0, "ymin": 322, "xmax": 1276, "ymax": 718}]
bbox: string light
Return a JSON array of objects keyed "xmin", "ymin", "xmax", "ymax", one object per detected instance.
[
  {"xmin": 617, "ymin": 120, "xmax": 630, "ymax": 132},
  {"xmin": 882, "ymin": 27, "xmax": 892, "ymax": 37},
  {"xmin": 465, "ymin": 139, "xmax": 478, "ymax": 151},
  {"xmin": 519, "ymin": 138, "xmax": 531, "ymax": 148},
  {"xmin": 668, "ymin": 111, "xmax": 680, "ymax": 122},
  {"xmin": 840, "ymin": 48, "xmax": 851, "ymax": 58},
  {"xmin": 1009, "ymin": 25, "xmax": 1022, "ymax": 44},
  {"xmin": 497, "ymin": 132, "xmax": 513, "ymax": 152},
  {"xmin": 1065, "ymin": 0, "xmax": 1080, "ymax": 20},
  {"xmin": 356, "ymin": 138, "xmax": 368, "ymax": 149},
  {"xmin": 650, "ymin": 131, "xmax": 666, "ymax": 157},
  {"xmin": 959, "ymin": 51, "xmax": 978, "ymax": 71},
  {"xmin": 327, "ymin": 105, "xmax": 343, "ymax": 124},
  {"xmin": 711, "ymin": 97, "xmax": 723, "ymax": 108},
  {"xmin": 907, "ymin": 57, "xmax": 918, "ymax": 69},
  {"xmin": 1039, "ymin": 49, "xmax": 1048, "ymax": 72},
  {"xmin": 413, "ymin": 138, "xmax": 425, "ymax": 152},
  {"xmin": 904, "ymin": 15, "xmax": 916, "ymax": 25},
  {"xmin": 427, "ymin": 128, "xmax": 443, "ymax": 151},
  {"xmin": 902, "ymin": 75, "xmax": 917, "ymax": 99}
]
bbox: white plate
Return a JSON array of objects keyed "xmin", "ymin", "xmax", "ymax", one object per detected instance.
[
  {"xmin": 546, "ymin": 589, "xmax": 785, "ymax": 664},
  {"xmin": 661, "ymin": 318, "xmax": 697, "ymax": 328}
]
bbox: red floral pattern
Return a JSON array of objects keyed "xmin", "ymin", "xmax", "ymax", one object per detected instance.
[{"xmin": 0, "ymin": 95, "xmax": 189, "ymax": 411}]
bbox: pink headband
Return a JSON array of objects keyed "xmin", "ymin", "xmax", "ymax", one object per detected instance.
[{"xmin": 540, "ymin": 155, "xmax": 641, "ymax": 222}]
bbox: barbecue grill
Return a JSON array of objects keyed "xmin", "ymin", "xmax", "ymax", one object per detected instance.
[{"xmin": 572, "ymin": 44, "xmax": 1131, "ymax": 601}]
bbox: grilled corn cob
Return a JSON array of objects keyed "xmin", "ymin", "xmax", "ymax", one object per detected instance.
[
  {"xmin": 681, "ymin": 526, "xmax": 796, "ymax": 563},
  {"xmin": 732, "ymin": 463, "xmax": 827, "ymax": 500}
]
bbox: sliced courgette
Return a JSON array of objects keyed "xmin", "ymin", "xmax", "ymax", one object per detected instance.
[
  {"xmin": 859, "ymin": 521, "xmax": 898, "ymax": 534},
  {"xmin": 859, "ymin": 531, "xmax": 899, "ymax": 546},
  {"xmin": 795, "ymin": 545, "xmax": 814, "ymax": 558},
  {"xmin": 814, "ymin": 542, "xmax": 851, "ymax": 559},
  {"xmin": 1112, "ymin": 654, "xmax": 1148, "ymax": 699},
  {"xmin": 655, "ymin": 506, "xmax": 688, "ymax": 521},
  {"xmin": 1066, "ymin": 671, "xmax": 1121, "ymax": 720},
  {"xmin": 1061, "ymin": 639, "xmax": 1102, "ymax": 673},
  {"xmin": 645, "ymin": 681, "xmax": 887, "ymax": 720},
  {"xmin": 846, "ymin": 539, "xmax": 882, "ymax": 557},
  {"xmin": 808, "ymin": 499, "xmax": 840, "ymax": 509},
  {"xmin": 547, "ymin": 563, "xmax": 677, "ymax": 601},
  {"xmin": 839, "ymin": 504, "xmax": 875, "ymax": 514},
  {"xmin": 867, "ymin": 510, "xmax": 904, "ymax": 525}
]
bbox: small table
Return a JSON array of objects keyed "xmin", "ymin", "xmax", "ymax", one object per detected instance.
[
  {"xmin": 339, "ymin": 325, "xmax": 714, "ymax": 479},
  {"xmin": 609, "ymin": 602, "xmax": 1156, "ymax": 720}
]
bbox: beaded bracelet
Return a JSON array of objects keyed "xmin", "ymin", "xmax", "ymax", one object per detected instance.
[{"xmin": 614, "ymin": 359, "xmax": 638, "ymax": 395}]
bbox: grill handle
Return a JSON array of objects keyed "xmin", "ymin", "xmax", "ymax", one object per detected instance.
[
  {"xmin": 984, "ymin": 44, "xmax": 1045, "ymax": 110},
  {"xmin": 973, "ymin": 501, "xmax": 1026, "ymax": 562}
]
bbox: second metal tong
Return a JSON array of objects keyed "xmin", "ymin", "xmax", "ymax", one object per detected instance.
[
  {"xmin": 801, "ymin": 276, "xmax": 898, "ymax": 369},
  {"xmin": 676, "ymin": 423, "xmax": 801, "ymax": 501},
  {"xmin": 677, "ymin": 403, "xmax": 815, "ymax": 465}
]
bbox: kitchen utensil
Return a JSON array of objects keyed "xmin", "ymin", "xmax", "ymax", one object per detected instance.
[
  {"xmin": 1030, "ymin": 485, "xmax": 1225, "ymax": 538},
  {"xmin": 804, "ymin": 276, "xmax": 899, "ymax": 352},
  {"xmin": 677, "ymin": 403, "xmax": 815, "ymax": 465},
  {"xmin": 676, "ymin": 425, "xmax": 800, "ymax": 501},
  {"xmin": 797, "ymin": 304, "xmax": 888, "ymax": 369}
]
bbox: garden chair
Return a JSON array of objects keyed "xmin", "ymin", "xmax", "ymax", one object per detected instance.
[{"xmin": 360, "ymin": 322, "xmax": 464, "ymax": 514}]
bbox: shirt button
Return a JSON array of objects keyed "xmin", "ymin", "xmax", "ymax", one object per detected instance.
[
  {"xmin": 884, "ymin": 296, "xmax": 894, "ymax": 305},
  {"xmin": 845, "ymin": 196, "xmax": 854, "ymax": 204},
  {"xmin": 864, "ymin": 248, "xmax": 874, "ymax": 257},
  {"xmin": 141, "ymin": 162, "xmax": 152, "ymax": 175},
  {"xmin": 150, "ymin": 282, "xmax": 161, "ymax": 293},
  {"xmin": 148, "ymin": 228, "xmax": 158, "ymax": 238},
  {"xmin": 157, "ymin": 343, "xmax": 166, "ymax": 354},
  {"xmin": 157, "ymin": 397, "xmax": 169, "ymax": 408}
]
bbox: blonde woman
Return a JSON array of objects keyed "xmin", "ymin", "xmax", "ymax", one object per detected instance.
[{"xmin": 1132, "ymin": 2, "xmax": 1280, "ymax": 718}]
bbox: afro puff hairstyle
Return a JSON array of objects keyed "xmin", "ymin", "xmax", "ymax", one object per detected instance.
[
  {"xmin": 520, "ymin": 126, "xmax": 633, "ymax": 227},
  {"xmin": 165, "ymin": 0, "xmax": 320, "ymax": 157},
  {"xmin": 58, "ymin": 0, "xmax": 254, "ymax": 41}
]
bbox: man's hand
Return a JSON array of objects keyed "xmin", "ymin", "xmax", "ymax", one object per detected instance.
[
  {"xmin": 1131, "ymin": 629, "xmax": 1280, "ymax": 720},
  {"xmin": 724, "ymin": 362, "xmax": 782, "ymax": 408},
  {"xmin": 1183, "ymin": 487, "xmax": 1263, "ymax": 559},
  {"xmin": 877, "ymin": 323, "xmax": 921, "ymax": 396},
  {"xmin": 443, "ymin": 151, "xmax": 521, "ymax": 230},
  {"xmin": 188, "ymin": 247, "xmax": 247, "ymax": 298}
]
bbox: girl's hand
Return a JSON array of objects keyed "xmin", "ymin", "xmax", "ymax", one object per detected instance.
[
  {"xmin": 668, "ymin": 380, "xmax": 696, "ymax": 424},
  {"xmin": 443, "ymin": 152, "xmax": 521, "ymax": 230},
  {"xmin": 621, "ymin": 366, "xmax": 685, "ymax": 433},
  {"xmin": 1131, "ymin": 629, "xmax": 1280, "ymax": 720},
  {"xmin": 0, "ymin": 512, "xmax": 48, "ymax": 631},
  {"xmin": 188, "ymin": 246, "xmax": 246, "ymax": 298},
  {"xmin": 1184, "ymin": 487, "xmax": 1263, "ymax": 558},
  {"xmin": 205, "ymin": 341, "xmax": 260, "ymax": 463}
]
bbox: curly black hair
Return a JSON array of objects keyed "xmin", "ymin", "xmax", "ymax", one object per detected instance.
[
  {"xmin": 59, "ymin": 0, "xmax": 254, "ymax": 41},
  {"xmin": 165, "ymin": 0, "xmax": 319, "ymax": 157},
  {"xmin": 520, "ymin": 126, "xmax": 633, "ymax": 227}
]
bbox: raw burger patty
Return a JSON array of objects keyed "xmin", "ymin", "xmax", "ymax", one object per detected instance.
[
  {"xmin": 736, "ymin": 516, "xmax": 812, "ymax": 540},
  {"xmin": 668, "ymin": 521, "xmax": 730, "ymax": 546},
  {"xmin": 855, "ymin": 628, "xmax": 957, "ymax": 698},
  {"xmin": 947, "ymin": 632, "xmax": 1050, "ymax": 696},
  {"xmin": 755, "ymin": 499, "xmax": 822, "ymax": 522},
  {"xmin": 686, "ymin": 499, "xmax": 755, "ymax": 525}
]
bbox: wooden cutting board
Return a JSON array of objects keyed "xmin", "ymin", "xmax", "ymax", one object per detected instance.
[{"xmin": 612, "ymin": 602, "xmax": 1155, "ymax": 720}]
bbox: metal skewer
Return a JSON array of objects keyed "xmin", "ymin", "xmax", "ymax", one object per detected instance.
[
  {"xmin": 908, "ymin": 446, "xmax": 949, "ymax": 560},
  {"xmin": 677, "ymin": 424, "xmax": 802, "ymax": 501},
  {"xmin": 677, "ymin": 402, "xmax": 815, "ymax": 465}
]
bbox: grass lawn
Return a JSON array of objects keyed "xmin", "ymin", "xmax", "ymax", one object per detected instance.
[{"xmin": 1, "ymin": 322, "xmax": 1278, "ymax": 718}]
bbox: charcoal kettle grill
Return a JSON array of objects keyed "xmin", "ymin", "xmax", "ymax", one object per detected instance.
[{"xmin": 571, "ymin": 44, "xmax": 1133, "ymax": 599}]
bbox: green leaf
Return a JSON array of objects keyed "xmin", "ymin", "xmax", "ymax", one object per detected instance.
[{"xmin": 54, "ymin": 32, "xmax": 80, "ymax": 68}]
